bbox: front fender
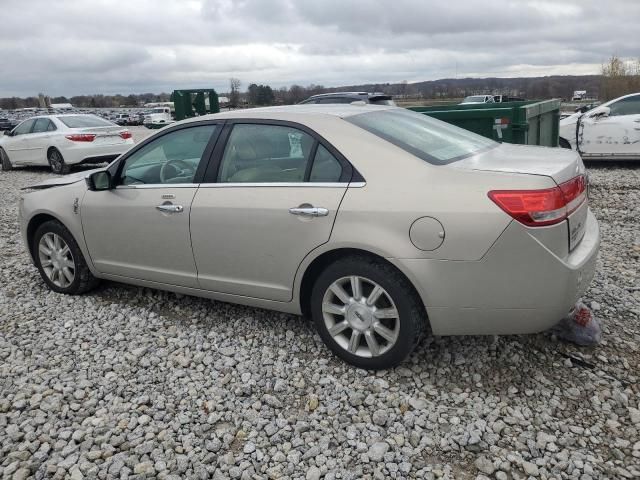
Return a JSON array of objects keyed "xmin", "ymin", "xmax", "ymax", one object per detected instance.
[{"xmin": 20, "ymin": 182, "xmax": 95, "ymax": 273}]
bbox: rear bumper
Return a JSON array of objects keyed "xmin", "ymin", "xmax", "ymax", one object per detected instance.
[
  {"xmin": 395, "ymin": 209, "xmax": 600, "ymax": 335},
  {"xmin": 62, "ymin": 141, "xmax": 133, "ymax": 165}
]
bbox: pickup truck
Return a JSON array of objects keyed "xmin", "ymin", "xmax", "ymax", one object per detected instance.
[
  {"xmin": 559, "ymin": 92, "xmax": 640, "ymax": 160},
  {"xmin": 143, "ymin": 107, "xmax": 174, "ymax": 129}
]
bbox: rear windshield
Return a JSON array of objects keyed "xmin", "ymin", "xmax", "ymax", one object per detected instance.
[
  {"xmin": 57, "ymin": 115, "xmax": 114, "ymax": 128},
  {"xmin": 346, "ymin": 108, "xmax": 496, "ymax": 165}
]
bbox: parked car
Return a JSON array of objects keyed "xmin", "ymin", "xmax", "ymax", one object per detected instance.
[
  {"xmin": 0, "ymin": 118, "xmax": 13, "ymax": 131},
  {"xmin": 114, "ymin": 113, "xmax": 130, "ymax": 126},
  {"xmin": 299, "ymin": 92, "xmax": 395, "ymax": 106},
  {"xmin": 0, "ymin": 114, "xmax": 134, "ymax": 174},
  {"xmin": 460, "ymin": 95, "xmax": 495, "ymax": 105},
  {"xmin": 559, "ymin": 93, "xmax": 640, "ymax": 159},
  {"xmin": 18, "ymin": 105, "xmax": 599, "ymax": 369}
]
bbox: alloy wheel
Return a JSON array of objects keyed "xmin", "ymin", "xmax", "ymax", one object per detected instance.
[
  {"xmin": 49, "ymin": 150, "xmax": 64, "ymax": 172},
  {"xmin": 38, "ymin": 232, "xmax": 75, "ymax": 288},
  {"xmin": 322, "ymin": 275, "xmax": 400, "ymax": 358}
]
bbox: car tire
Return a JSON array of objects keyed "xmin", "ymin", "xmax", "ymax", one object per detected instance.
[
  {"xmin": 48, "ymin": 148, "xmax": 70, "ymax": 174},
  {"xmin": 0, "ymin": 147, "xmax": 13, "ymax": 171},
  {"xmin": 33, "ymin": 220, "xmax": 99, "ymax": 295},
  {"xmin": 310, "ymin": 255, "xmax": 426, "ymax": 370}
]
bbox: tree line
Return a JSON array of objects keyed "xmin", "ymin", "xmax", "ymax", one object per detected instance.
[{"xmin": 2, "ymin": 61, "xmax": 639, "ymax": 111}]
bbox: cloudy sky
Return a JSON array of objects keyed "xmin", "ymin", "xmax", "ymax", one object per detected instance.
[{"xmin": 1, "ymin": 0, "xmax": 637, "ymax": 96}]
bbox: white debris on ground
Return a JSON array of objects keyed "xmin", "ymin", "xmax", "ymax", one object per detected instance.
[{"xmin": 0, "ymin": 163, "xmax": 638, "ymax": 479}]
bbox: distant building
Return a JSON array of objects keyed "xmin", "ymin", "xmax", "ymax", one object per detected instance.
[{"xmin": 50, "ymin": 103, "xmax": 74, "ymax": 110}]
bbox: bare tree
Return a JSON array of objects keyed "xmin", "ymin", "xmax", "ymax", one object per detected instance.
[
  {"xmin": 229, "ymin": 78, "xmax": 241, "ymax": 108},
  {"xmin": 601, "ymin": 55, "xmax": 640, "ymax": 101}
]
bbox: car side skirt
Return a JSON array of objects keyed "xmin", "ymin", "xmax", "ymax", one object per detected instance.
[{"xmin": 95, "ymin": 272, "xmax": 303, "ymax": 315}]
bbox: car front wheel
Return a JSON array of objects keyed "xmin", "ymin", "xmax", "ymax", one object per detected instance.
[
  {"xmin": 33, "ymin": 220, "xmax": 99, "ymax": 294},
  {"xmin": 311, "ymin": 255, "xmax": 426, "ymax": 370}
]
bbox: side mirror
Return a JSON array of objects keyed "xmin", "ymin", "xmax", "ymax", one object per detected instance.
[
  {"xmin": 86, "ymin": 171, "xmax": 112, "ymax": 191},
  {"xmin": 4, "ymin": 130, "xmax": 13, "ymax": 136},
  {"xmin": 590, "ymin": 106, "xmax": 610, "ymax": 119}
]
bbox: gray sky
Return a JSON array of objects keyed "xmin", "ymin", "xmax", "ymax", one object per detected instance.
[{"xmin": 0, "ymin": 0, "xmax": 637, "ymax": 96}]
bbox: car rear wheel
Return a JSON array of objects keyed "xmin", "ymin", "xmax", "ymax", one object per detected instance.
[
  {"xmin": 48, "ymin": 148, "xmax": 69, "ymax": 174},
  {"xmin": 0, "ymin": 147, "xmax": 12, "ymax": 171},
  {"xmin": 33, "ymin": 220, "xmax": 99, "ymax": 294},
  {"xmin": 310, "ymin": 255, "xmax": 426, "ymax": 369}
]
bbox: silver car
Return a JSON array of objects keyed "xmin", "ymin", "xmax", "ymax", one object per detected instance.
[{"xmin": 18, "ymin": 105, "xmax": 600, "ymax": 369}]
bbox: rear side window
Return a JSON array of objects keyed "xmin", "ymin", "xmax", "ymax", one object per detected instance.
[
  {"xmin": 310, "ymin": 145, "xmax": 342, "ymax": 182},
  {"xmin": 346, "ymin": 108, "xmax": 496, "ymax": 165},
  {"xmin": 218, "ymin": 124, "xmax": 315, "ymax": 183},
  {"xmin": 32, "ymin": 118, "xmax": 52, "ymax": 133},
  {"xmin": 316, "ymin": 97, "xmax": 359, "ymax": 104},
  {"xmin": 58, "ymin": 115, "xmax": 114, "ymax": 128}
]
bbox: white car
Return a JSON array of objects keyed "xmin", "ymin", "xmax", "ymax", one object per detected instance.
[
  {"xmin": 0, "ymin": 114, "xmax": 134, "ymax": 174},
  {"xmin": 460, "ymin": 95, "xmax": 496, "ymax": 105},
  {"xmin": 559, "ymin": 93, "xmax": 640, "ymax": 160}
]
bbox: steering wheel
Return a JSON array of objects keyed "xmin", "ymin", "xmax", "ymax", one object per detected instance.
[{"xmin": 160, "ymin": 159, "xmax": 193, "ymax": 183}]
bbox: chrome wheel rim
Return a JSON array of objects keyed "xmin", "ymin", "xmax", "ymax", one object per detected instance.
[
  {"xmin": 38, "ymin": 233, "xmax": 75, "ymax": 288},
  {"xmin": 322, "ymin": 276, "xmax": 400, "ymax": 358}
]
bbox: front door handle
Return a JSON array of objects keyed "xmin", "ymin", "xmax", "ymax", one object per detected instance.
[
  {"xmin": 156, "ymin": 204, "xmax": 184, "ymax": 213},
  {"xmin": 289, "ymin": 206, "xmax": 329, "ymax": 217}
]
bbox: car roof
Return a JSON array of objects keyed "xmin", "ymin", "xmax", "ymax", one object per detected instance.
[
  {"xmin": 181, "ymin": 104, "xmax": 397, "ymax": 125},
  {"xmin": 308, "ymin": 92, "xmax": 389, "ymax": 98}
]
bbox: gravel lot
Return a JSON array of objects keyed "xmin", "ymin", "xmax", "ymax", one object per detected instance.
[{"xmin": 1, "ymin": 156, "xmax": 638, "ymax": 479}]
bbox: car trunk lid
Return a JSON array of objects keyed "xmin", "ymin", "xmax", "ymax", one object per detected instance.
[
  {"xmin": 451, "ymin": 143, "xmax": 585, "ymax": 185},
  {"xmin": 73, "ymin": 126, "xmax": 129, "ymax": 145}
]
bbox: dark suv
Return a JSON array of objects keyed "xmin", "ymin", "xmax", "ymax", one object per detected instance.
[
  {"xmin": 299, "ymin": 92, "xmax": 396, "ymax": 106},
  {"xmin": 0, "ymin": 118, "xmax": 13, "ymax": 131}
]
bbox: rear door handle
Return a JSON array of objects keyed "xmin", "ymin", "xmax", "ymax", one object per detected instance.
[
  {"xmin": 289, "ymin": 206, "xmax": 329, "ymax": 217},
  {"xmin": 156, "ymin": 204, "xmax": 184, "ymax": 213}
]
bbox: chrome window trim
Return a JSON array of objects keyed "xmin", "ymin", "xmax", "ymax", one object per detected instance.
[
  {"xmin": 197, "ymin": 182, "xmax": 366, "ymax": 188},
  {"xmin": 115, "ymin": 183, "xmax": 199, "ymax": 189},
  {"xmin": 114, "ymin": 181, "xmax": 366, "ymax": 189}
]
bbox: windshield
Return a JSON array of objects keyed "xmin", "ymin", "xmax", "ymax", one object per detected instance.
[
  {"xmin": 152, "ymin": 108, "xmax": 166, "ymax": 113},
  {"xmin": 58, "ymin": 115, "xmax": 114, "ymax": 128},
  {"xmin": 346, "ymin": 108, "xmax": 496, "ymax": 165}
]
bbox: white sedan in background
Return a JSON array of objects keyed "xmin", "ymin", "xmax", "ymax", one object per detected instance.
[
  {"xmin": 0, "ymin": 114, "xmax": 134, "ymax": 174},
  {"xmin": 559, "ymin": 92, "xmax": 640, "ymax": 160}
]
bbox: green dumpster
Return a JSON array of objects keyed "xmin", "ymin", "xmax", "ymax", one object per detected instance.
[
  {"xmin": 171, "ymin": 89, "xmax": 220, "ymax": 121},
  {"xmin": 408, "ymin": 99, "xmax": 561, "ymax": 147}
]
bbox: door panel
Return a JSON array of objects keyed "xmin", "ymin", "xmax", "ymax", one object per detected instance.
[
  {"xmin": 580, "ymin": 115, "xmax": 640, "ymax": 156},
  {"xmin": 26, "ymin": 118, "xmax": 54, "ymax": 163},
  {"xmin": 80, "ymin": 123, "xmax": 221, "ymax": 287},
  {"xmin": 190, "ymin": 185, "xmax": 347, "ymax": 301},
  {"xmin": 5, "ymin": 119, "xmax": 35, "ymax": 164},
  {"xmin": 82, "ymin": 187, "xmax": 200, "ymax": 287}
]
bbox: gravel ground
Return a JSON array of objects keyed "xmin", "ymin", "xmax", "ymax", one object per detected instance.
[{"xmin": 0, "ymin": 160, "xmax": 638, "ymax": 480}]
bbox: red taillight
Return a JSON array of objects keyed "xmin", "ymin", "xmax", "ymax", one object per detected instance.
[
  {"xmin": 488, "ymin": 175, "xmax": 587, "ymax": 227},
  {"xmin": 119, "ymin": 131, "xmax": 132, "ymax": 140},
  {"xmin": 65, "ymin": 133, "xmax": 96, "ymax": 142}
]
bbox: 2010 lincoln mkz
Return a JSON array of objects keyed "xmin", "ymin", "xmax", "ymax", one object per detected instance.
[{"xmin": 19, "ymin": 105, "xmax": 600, "ymax": 369}]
